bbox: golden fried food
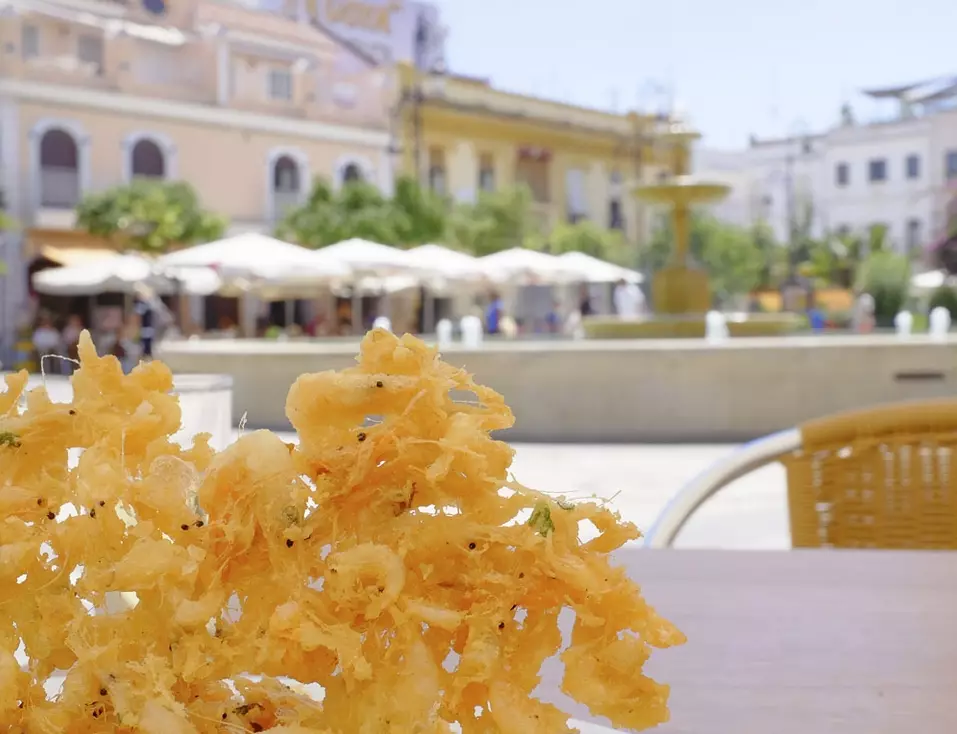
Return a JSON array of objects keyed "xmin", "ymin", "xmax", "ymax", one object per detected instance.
[{"xmin": 0, "ymin": 329, "xmax": 684, "ymax": 733}]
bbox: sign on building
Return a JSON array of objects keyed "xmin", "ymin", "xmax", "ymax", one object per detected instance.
[{"xmin": 307, "ymin": 0, "xmax": 447, "ymax": 69}]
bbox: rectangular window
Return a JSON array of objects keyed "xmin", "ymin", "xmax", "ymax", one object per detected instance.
[
  {"xmin": 906, "ymin": 219, "xmax": 922, "ymax": 253},
  {"xmin": 906, "ymin": 154, "xmax": 920, "ymax": 180},
  {"xmin": 868, "ymin": 158, "xmax": 887, "ymax": 183},
  {"xmin": 835, "ymin": 162, "xmax": 849, "ymax": 187},
  {"xmin": 565, "ymin": 168, "xmax": 587, "ymax": 222},
  {"xmin": 478, "ymin": 152, "xmax": 495, "ymax": 192},
  {"xmin": 21, "ymin": 24, "xmax": 39, "ymax": 59},
  {"xmin": 268, "ymin": 68, "xmax": 293, "ymax": 101},
  {"xmin": 609, "ymin": 199, "xmax": 623, "ymax": 230},
  {"xmin": 77, "ymin": 33, "xmax": 103, "ymax": 74},
  {"xmin": 946, "ymin": 151, "xmax": 957, "ymax": 181}
]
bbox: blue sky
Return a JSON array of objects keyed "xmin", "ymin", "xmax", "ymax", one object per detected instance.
[{"xmin": 430, "ymin": 0, "xmax": 954, "ymax": 149}]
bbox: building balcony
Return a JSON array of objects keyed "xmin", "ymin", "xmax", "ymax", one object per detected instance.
[{"xmin": 23, "ymin": 55, "xmax": 109, "ymax": 88}]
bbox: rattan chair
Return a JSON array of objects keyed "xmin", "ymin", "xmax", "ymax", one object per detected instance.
[{"xmin": 644, "ymin": 398, "xmax": 957, "ymax": 549}]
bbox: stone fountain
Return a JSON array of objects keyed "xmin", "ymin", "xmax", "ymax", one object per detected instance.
[{"xmin": 584, "ymin": 122, "xmax": 801, "ymax": 338}]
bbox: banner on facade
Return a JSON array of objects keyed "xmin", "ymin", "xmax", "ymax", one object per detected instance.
[{"xmin": 307, "ymin": 0, "xmax": 447, "ymax": 69}]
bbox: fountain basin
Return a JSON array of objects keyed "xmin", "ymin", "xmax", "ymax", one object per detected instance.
[
  {"xmin": 581, "ymin": 312, "xmax": 803, "ymax": 339},
  {"xmin": 634, "ymin": 175, "xmax": 731, "ymax": 206}
]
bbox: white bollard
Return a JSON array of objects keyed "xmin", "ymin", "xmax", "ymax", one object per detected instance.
[
  {"xmin": 372, "ymin": 316, "xmax": 392, "ymax": 333},
  {"xmin": 929, "ymin": 307, "xmax": 952, "ymax": 339},
  {"xmin": 894, "ymin": 310, "xmax": 914, "ymax": 337},
  {"xmin": 436, "ymin": 319, "xmax": 454, "ymax": 350},
  {"xmin": 705, "ymin": 310, "xmax": 728, "ymax": 343},
  {"xmin": 460, "ymin": 315, "xmax": 484, "ymax": 349}
]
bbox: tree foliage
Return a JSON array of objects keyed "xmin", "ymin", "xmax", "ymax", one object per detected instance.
[
  {"xmin": 278, "ymin": 176, "xmax": 448, "ymax": 249},
  {"xmin": 0, "ymin": 188, "xmax": 14, "ymax": 276},
  {"xmin": 448, "ymin": 186, "xmax": 538, "ymax": 256},
  {"xmin": 929, "ymin": 285, "xmax": 957, "ymax": 319},
  {"xmin": 0, "ymin": 188, "xmax": 12, "ymax": 232},
  {"xmin": 76, "ymin": 180, "xmax": 226, "ymax": 253},
  {"xmin": 533, "ymin": 220, "xmax": 629, "ymax": 265},
  {"xmin": 856, "ymin": 250, "xmax": 911, "ymax": 325}
]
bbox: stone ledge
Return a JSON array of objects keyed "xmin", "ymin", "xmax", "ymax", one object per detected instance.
[{"xmin": 157, "ymin": 337, "xmax": 957, "ymax": 443}]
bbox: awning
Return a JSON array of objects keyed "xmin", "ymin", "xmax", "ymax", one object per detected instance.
[{"xmin": 40, "ymin": 246, "xmax": 119, "ymax": 268}]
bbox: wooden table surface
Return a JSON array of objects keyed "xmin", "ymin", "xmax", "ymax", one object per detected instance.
[{"xmin": 547, "ymin": 549, "xmax": 957, "ymax": 734}]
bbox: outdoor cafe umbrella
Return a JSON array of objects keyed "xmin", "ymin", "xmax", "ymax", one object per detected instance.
[
  {"xmin": 478, "ymin": 247, "xmax": 583, "ymax": 285},
  {"xmin": 32, "ymin": 253, "xmax": 221, "ymax": 296},
  {"xmin": 403, "ymin": 244, "xmax": 482, "ymax": 331},
  {"xmin": 912, "ymin": 269, "xmax": 947, "ymax": 292},
  {"xmin": 404, "ymin": 244, "xmax": 481, "ymax": 283},
  {"xmin": 314, "ymin": 238, "xmax": 419, "ymax": 332},
  {"xmin": 157, "ymin": 233, "xmax": 351, "ymax": 291},
  {"xmin": 558, "ymin": 251, "xmax": 643, "ymax": 284}
]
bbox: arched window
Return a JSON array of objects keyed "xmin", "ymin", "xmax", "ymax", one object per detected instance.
[
  {"xmin": 342, "ymin": 163, "xmax": 363, "ymax": 184},
  {"xmin": 273, "ymin": 155, "xmax": 300, "ymax": 193},
  {"xmin": 131, "ymin": 138, "xmax": 166, "ymax": 179},
  {"xmin": 39, "ymin": 128, "xmax": 79, "ymax": 207},
  {"xmin": 271, "ymin": 154, "xmax": 303, "ymax": 221}
]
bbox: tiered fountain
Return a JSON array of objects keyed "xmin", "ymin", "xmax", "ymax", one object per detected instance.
[{"xmin": 584, "ymin": 122, "xmax": 801, "ymax": 338}]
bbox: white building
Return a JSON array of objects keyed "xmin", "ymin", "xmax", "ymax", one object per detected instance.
[
  {"xmin": 696, "ymin": 136, "xmax": 825, "ymax": 244},
  {"xmin": 696, "ymin": 76, "xmax": 957, "ymax": 254}
]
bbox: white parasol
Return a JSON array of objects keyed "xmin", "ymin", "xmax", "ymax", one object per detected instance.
[
  {"xmin": 314, "ymin": 238, "xmax": 415, "ymax": 274},
  {"xmin": 559, "ymin": 251, "xmax": 643, "ymax": 284},
  {"xmin": 158, "ymin": 233, "xmax": 350, "ymax": 286},
  {"xmin": 478, "ymin": 247, "xmax": 582, "ymax": 285},
  {"xmin": 32, "ymin": 253, "xmax": 221, "ymax": 296}
]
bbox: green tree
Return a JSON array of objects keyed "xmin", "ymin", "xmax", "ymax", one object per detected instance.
[
  {"xmin": 751, "ymin": 221, "xmax": 785, "ymax": 288},
  {"xmin": 278, "ymin": 175, "xmax": 449, "ymax": 249},
  {"xmin": 788, "ymin": 196, "xmax": 817, "ymax": 266},
  {"xmin": 0, "ymin": 188, "xmax": 12, "ymax": 231},
  {"xmin": 929, "ymin": 285, "xmax": 957, "ymax": 319},
  {"xmin": 0, "ymin": 188, "xmax": 14, "ymax": 276},
  {"xmin": 643, "ymin": 213, "xmax": 765, "ymax": 303},
  {"xmin": 534, "ymin": 219, "xmax": 628, "ymax": 264},
  {"xmin": 391, "ymin": 177, "xmax": 448, "ymax": 245},
  {"xmin": 448, "ymin": 185, "xmax": 537, "ymax": 256},
  {"xmin": 856, "ymin": 250, "xmax": 911, "ymax": 326},
  {"xmin": 76, "ymin": 180, "xmax": 226, "ymax": 254}
]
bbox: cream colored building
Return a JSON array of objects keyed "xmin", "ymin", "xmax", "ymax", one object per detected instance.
[{"xmin": 0, "ymin": 0, "xmax": 394, "ymax": 347}]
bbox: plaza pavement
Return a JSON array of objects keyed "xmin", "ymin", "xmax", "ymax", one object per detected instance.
[
  {"xmin": 507, "ymin": 442, "xmax": 789, "ymax": 549},
  {"xmin": 270, "ymin": 432, "xmax": 791, "ymax": 550}
]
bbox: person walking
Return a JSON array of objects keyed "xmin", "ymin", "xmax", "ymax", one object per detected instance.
[{"xmin": 133, "ymin": 290, "xmax": 156, "ymax": 360}]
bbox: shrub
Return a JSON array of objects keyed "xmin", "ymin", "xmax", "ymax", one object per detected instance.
[
  {"xmin": 929, "ymin": 285, "xmax": 957, "ymax": 319},
  {"xmin": 856, "ymin": 252, "xmax": 911, "ymax": 327}
]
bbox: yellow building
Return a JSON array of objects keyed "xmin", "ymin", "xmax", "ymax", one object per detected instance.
[{"xmin": 394, "ymin": 63, "xmax": 683, "ymax": 245}]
